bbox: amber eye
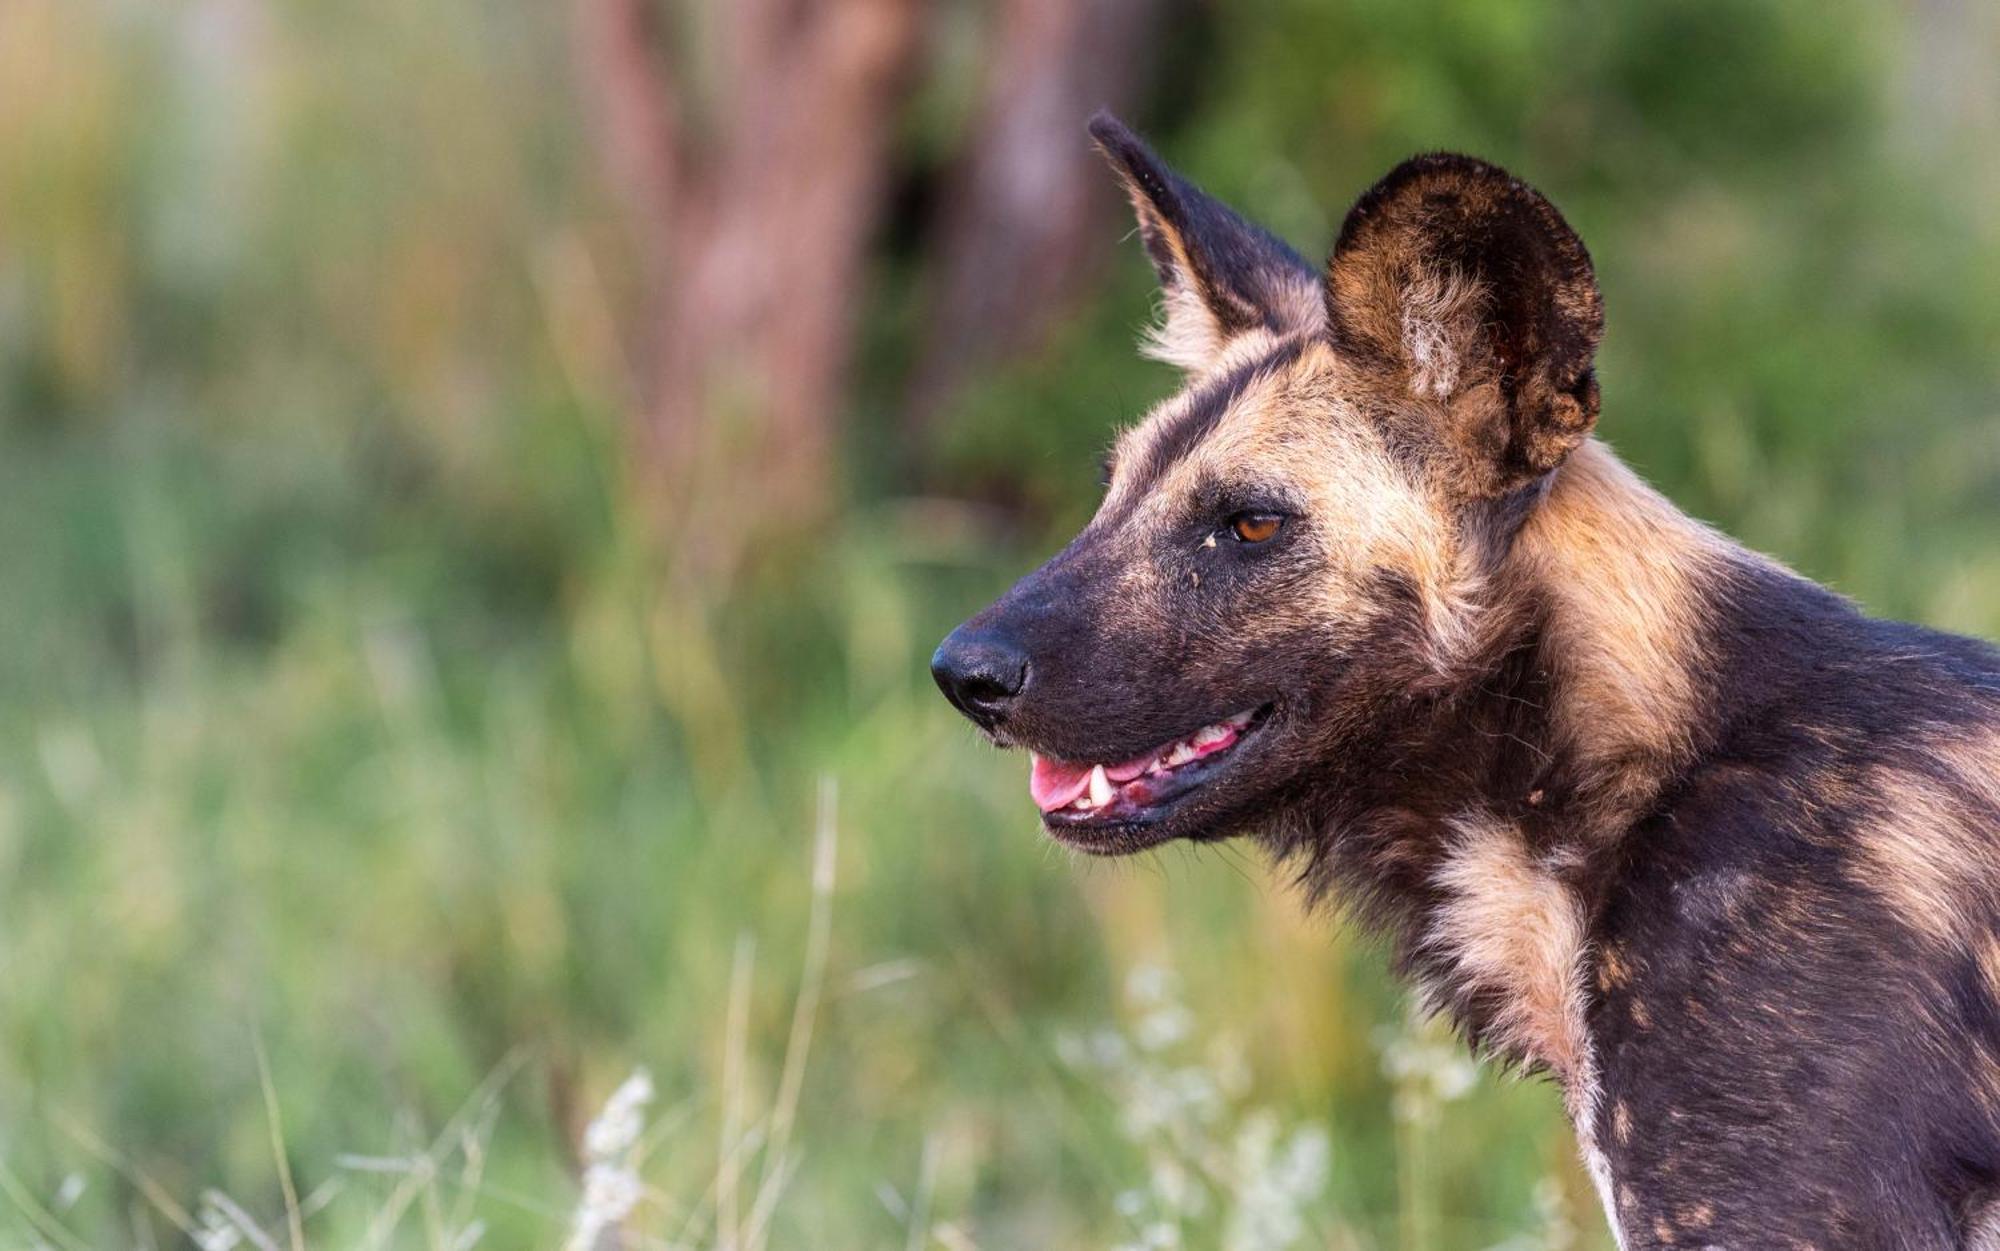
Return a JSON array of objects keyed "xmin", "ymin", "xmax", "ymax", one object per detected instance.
[{"xmin": 1229, "ymin": 513, "xmax": 1284, "ymax": 544}]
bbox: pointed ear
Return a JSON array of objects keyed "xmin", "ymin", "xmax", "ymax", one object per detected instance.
[
  {"xmin": 1326, "ymin": 154, "xmax": 1603, "ymax": 496},
  {"xmin": 1089, "ymin": 111, "xmax": 1320, "ymax": 376}
]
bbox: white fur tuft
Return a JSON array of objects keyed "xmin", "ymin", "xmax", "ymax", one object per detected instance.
[
  {"xmin": 1399, "ymin": 267, "xmax": 1481, "ymax": 399},
  {"xmin": 1140, "ymin": 285, "xmax": 1227, "ymax": 374}
]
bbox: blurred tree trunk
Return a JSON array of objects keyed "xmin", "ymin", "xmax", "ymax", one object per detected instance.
[
  {"xmin": 572, "ymin": 0, "xmax": 923, "ymax": 571},
  {"xmin": 901, "ymin": 0, "xmax": 1163, "ymax": 456}
]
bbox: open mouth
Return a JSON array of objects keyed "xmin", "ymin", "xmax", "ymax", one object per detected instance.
[{"xmin": 1030, "ymin": 705, "xmax": 1271, "ymax": 848}]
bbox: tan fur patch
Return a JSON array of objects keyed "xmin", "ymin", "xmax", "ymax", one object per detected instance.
[
  {"xmin": 1427, "ymin": 815, "xmax": 1593, "ymax": 1085},
  {"xmin": 1268, "ymin": 278, "xmax": 1328, "ymax": 353},
  {"xmin": 1243, "ymin": 344, "xmax": 1487, "ymax": 670},
  {"xmin": 1969, "ymin": 1200, "xmax": 2000, "ymax": 1251},
  {"xmin": 1598, "ymin": 944, "xmax": 1631, "ymax": 992},
  {"xmin": 1980, "ymin": 935, "xmax": 2000, "ymax": 1004},
  {"xmin": 1509, "ymin": 440, "xmax": 1739, "ymax": 823},
  {"xmin": 1426, "ymin": 815, "xmax": 1621, "ymax": 1241},
  {"xmin": 1850, "ymin": 728, "xmax": 2000, "ymax": 948}
]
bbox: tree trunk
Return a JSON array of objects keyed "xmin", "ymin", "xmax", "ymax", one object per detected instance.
[
  {"xmin": 573, "ymin": 0, "xmax": 924, "ymax": 574},
  {"xmin": 902, "ymin": 0, "xmax": 1163, "ymax": 454}
]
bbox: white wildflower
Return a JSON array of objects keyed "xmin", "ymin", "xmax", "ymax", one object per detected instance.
[
  {"xmin": 1222, "ymin": 1116, "xmax": 1328, "ymax": 1251},
  {"xmin": 1433, "ymin": 1052, "xmax": 1478, "ymax": 1100},
  {"xmin": 1120, "ymin": 1068, "xmax": 1176, "ymax": 1139},
  {"xmin": 1167, "ymin": 1066, "xmax": 1221, "ymax": 1125},
  {"xmin": 1091, "ymin": 1027, "xmax": 1132, "ymax": 1068},
  {"xmin": 53, "ymin": 1173, "xmax": 85, "ymax": 1211},
  {"xmin": 1080, "ymin": 959, "xmax": 1337, "ymax": 1249},
  {"xmin": 1374, "ymin": 1010, "xmax": 1479, "ymax": 1125},
  {"xmin": 566, "ymin": 1068, "xmax": 654, "ymax": 1251},
  {"xmin": 1529, "ymin": 1176, "xmax": 1577, "ymax": 1251},
  {"xmin": 1148, "ymin": 1154, "xmax": 1206, "ymax": 1219},
  {"xmin": 581, "ymin": 1067, "xmax": 654, "ymax": 1161},
  {"xmin": 583, "ymin": 1162, "xmax": 642, "ymax": 1220},
  {"xmin": 193, "ymin": 1224, "xmax": 242, "ymax": 1251},
  {"xmin": 1125, "ymin": 964, "xmax": 1176, "ymax": 1008},
  {"xmin": 1392, "ymin": 1089, "xmax": 1437, "ymax": 1127},
  {"xmin": 1272, "ymin": 1126, "xmax": 1329, "ymax": 1202},
  {"xmin": 191, "ymin": 1199, "xmax": 242, "ymax": 1251},
  {"xmin": 1232, "ymin": 1110, "xmax": 1279, "ymax": 1177},
  {"xmin": 569, "ymin": 1162, "xmax": 643, "ymax": 1250},
  {"xmin": 1136, "ymin": 1003, "xmax": 1194, "ymax": 1052}
]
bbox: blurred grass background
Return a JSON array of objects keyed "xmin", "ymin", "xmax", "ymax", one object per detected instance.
[{"xmin": 0, "ymin": 0, "xmax": 1996, "ymax": 1247}]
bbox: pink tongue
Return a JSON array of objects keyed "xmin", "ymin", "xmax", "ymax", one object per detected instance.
[
  {"xmin": 1029, "ymin": 755, "xmax": 1093, "ymax": 813},
  {"xmin": 1029, "ymin": 747, "xmax": 1163, "ymax": 813}
]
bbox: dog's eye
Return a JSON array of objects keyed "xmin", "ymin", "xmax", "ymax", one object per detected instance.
[{"xmin": 1229, "ymin": 513, "xmax": 1284, "ymax": 544}]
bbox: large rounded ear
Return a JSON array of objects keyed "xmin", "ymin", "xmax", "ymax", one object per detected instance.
[
  {"xmin": 1089, "ymin": 111, "xmax": 1321, "ymax": 376},
  {"xmin": 1326, "ymin": 154, "xmax": 1603, "ymax": 496}
]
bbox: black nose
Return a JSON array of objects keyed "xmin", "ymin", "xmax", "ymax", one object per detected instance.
[{"xmin": 931, "ymin": 627, "xmax": 1029, "ymax": 729}]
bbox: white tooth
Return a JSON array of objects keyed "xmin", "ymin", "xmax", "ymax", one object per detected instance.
[
  {"xmin": 1166, "ymin": 742, "xmax": 1196, "ymax": 767},
  {"xmin": 1228, "ymin": 709, "xmax": 1256, "ymax": 727},
  {"xmin": 1194, "ymin": 722, "xmax": 1230, "ymax": 747},
  {"xmin": 1089, "ymin": 764, "xmax": 1114, "ymax": 808}
]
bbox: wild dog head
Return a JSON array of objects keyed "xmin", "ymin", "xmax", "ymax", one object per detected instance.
[{"xmin": 932, "ymin": 113, "xmax": 1603, "ymax": 855}]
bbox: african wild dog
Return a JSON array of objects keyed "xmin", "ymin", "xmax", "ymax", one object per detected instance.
[{"xmin": 932, "ymin": 113, "xmax": 2000, "ymax": 1248}]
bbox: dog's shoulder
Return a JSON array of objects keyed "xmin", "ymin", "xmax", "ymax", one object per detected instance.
[{"xmin": 1585, "ymin": 602, "xmax": 2000, "ymax": 1246}]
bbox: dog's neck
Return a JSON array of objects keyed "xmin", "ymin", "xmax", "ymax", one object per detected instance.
[
  {"xmin": 1282, "ymin": 440, "xmax": 1761, "ymax": 1088},
  {"xmin": 1288, "ymin": 439, "xmax": 1757, "ymax": 963},
  {"xmin": 1499, "ymin": 439, "xmax": 1739, "ymax": 831},
  {"xmin": 1340, "ymin": 440, "xmax": 1741, "ymax": 839}
]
